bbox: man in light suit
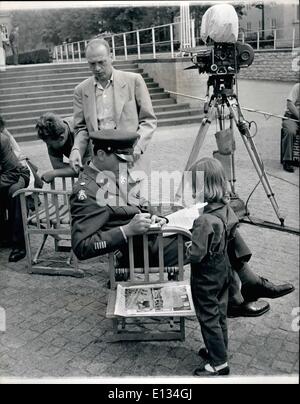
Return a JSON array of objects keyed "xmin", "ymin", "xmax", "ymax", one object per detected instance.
[{"xmin": 69, "ymin": 38, "xmax": 157, "ymax": 176}]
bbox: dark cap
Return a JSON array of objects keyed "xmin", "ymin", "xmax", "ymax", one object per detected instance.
[{"xmin": 90, "ymin": 129, "xmax": 140, "ymax": 162}]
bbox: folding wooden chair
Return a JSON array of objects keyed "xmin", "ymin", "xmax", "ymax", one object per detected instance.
[
  {"xmin": 13, "ymin": 184, "xmax": 83, "ymax": 278},
  {"xmin": 49, "ymin": 176, "xmax": 77, "ymax": 253},
  {"xmin": 106, "ymin": 226, "xmax": 192, "ymax": 342}
]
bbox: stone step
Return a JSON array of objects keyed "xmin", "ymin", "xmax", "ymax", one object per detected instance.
[
  {"xmin": 3, "ymin": 103, "xmax": 190, "ymax": 121},
  {"xmin": 0, "ymin": 83, "xmax": 163, "ymax": 98},
  {"xmin": 0, "ymin": 94, "xmax": 175, "ymax": 113},
  {"xmin": 0, "ymin": 65, "xmax": 137, "ymax": 80},
  {"xmin": 0, "ymin": 72, "xmax": 154, "ymax": 85},
  {"xmin": 0, "ymin": 65, "xmax": 141, "ymax": 80},
  {"xmin": 11, "ymin": 110, "xmax": 203, "ymax": 142},
  {"xmin": 2, "ymin": 60, "xmax": 137, "ymax": 73},
  {"xmin": 2, "ymin": 61, "xmax": 198, "ymax": 140},
  {"xmin": 0, "ymin": 75, "xmax": 158, "ymax": 89},
  {"xmin": 158, "ymin": 113, "xmax": 203, "ymax": 127},
  {"xmin": 6, "ymin": 108, "xmax": 199, "ymax": 134}
]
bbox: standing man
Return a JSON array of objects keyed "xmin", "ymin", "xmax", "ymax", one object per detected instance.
[
  {"xmin": 281, "ymin": 83, "xmax": 299, "ymax": 173},
  {"xmin": 69, "ymin": 38, "xmax": 157, "ymax": 177},
  {"xmin": 9, "ymin": 26, "xmax": 19, "ymax": 66}
]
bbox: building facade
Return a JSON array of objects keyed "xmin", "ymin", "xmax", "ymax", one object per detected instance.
[{"xmin": 239, "ymin": 1, "xmax": 299, "ymax": 48}]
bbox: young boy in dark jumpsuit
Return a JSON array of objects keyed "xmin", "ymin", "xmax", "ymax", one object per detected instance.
[{"xmin": 187, "ymin": 157, "xmax": 239, "ymax": 376}]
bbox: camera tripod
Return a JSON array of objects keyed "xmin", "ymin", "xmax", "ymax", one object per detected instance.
[{"xmin": 175, "ymin": 74, "xmax": 285, "ymax": 226}]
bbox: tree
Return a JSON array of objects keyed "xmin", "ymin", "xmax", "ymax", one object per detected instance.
[
  {"xmin": 190, "ymin": 3, "xmax": 246, "ymax": 43},
  {"xmin": 10, "ymin": 5, "xmax": 179, "ymax": 52}
]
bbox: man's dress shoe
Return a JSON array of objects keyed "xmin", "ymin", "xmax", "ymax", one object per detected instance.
[
  {"xmin": 8, "ymin": 248, "xmax": 26, "ymax": 262},
  {"xmin": 227, "ymin": 300, "xmax": 270, "ymax": 318},
  {"xmin": 242, "ymin": 277, "xmax": 295, "ymax": 302},
  {"xmin": 283, "ymin": 162, "xmax": 295, "ymax": 173}
]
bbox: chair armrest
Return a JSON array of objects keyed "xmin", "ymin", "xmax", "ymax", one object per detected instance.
[{"xmin": 13, "ymin": 187, "xmax": 71, "ymax": 198}]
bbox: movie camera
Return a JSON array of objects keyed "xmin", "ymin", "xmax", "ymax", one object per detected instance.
[
  {"xmin": 176, "ymin": 3, "xmax": 284, "ymax": 227},
  {"xmin": 188, "ymin": 41, "xmax": 254, "ymax": 75}
]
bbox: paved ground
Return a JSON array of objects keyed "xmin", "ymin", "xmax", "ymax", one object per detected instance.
[{"xmin": 0, "ymin": 79, "xmax": 299, "ymax": 382}]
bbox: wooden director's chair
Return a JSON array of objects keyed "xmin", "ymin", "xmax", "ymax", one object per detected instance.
[
  {"xmin": 106, "ymin": 226, "xmax": 192, "ymax": 342},
  {"xmin": 13, "ymin": 176, "xmax": 83, "ymax": 277}
]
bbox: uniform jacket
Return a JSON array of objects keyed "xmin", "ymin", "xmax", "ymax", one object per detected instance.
[
  {"xmin": 188, "ymin": 202, "xmax": 239, "ymax": 264},
  {"xmin": 73, "ymin": 68, "xmax": 157, "ymax": 172},
  {"xmin": 70, "ymin": 162, "xmax": 151, "ymax": 260}
]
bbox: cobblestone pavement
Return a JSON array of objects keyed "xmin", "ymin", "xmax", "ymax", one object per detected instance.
[{"xmin": 0, "ymin": 80, "xmax": 299, "ymax": 382}]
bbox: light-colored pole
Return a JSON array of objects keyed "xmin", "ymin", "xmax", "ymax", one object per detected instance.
[
  {"xmin": 152, "ymin": 27, "xmax": 156, "ymax": 59},
  {"xmin": 136, "ymin": 30, "xmax": 141, "ymax": 59}
]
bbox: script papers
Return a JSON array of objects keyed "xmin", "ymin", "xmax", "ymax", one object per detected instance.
[
  {"xmin": 163, "ymin": 202, "xmax": 207, "ymax": 235},
  {"xmin": 114, "ymin": 281, "xmax": 196, "ymax": 317}
]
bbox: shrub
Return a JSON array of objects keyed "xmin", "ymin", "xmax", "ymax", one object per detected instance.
[{"xmin": 6, "ymin": 49, "xmax": 51, "ymax": 65}]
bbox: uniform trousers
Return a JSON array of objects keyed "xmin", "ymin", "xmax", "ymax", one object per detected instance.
[{"xmin": 0, "ymin": 166, "xmax": 30, "ymax": 248}]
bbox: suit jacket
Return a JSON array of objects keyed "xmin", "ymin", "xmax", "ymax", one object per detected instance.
[{"xmin": 73, "ymin": 68, "xmax": 157, "ymax": 164}]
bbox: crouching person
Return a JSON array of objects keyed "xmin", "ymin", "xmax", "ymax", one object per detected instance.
[{"xmin": 35, "ymin": 113, "xmax": 92, "ymax": 183}]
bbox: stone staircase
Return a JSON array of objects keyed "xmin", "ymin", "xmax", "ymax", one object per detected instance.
[{"xmin": 0, "ymin": 61, "xmax": 203, "ymax": 142}]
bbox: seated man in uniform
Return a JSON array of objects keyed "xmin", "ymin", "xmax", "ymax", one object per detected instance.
[
  {"xmin": 35, "ymin": 113, "xmax": 92, "ymax": 183},
  {"xmin": 70, "ymin": 130, "xmax": 294, "ymax": 317},
  {"xmin": 0, "ymin": 115, "xmax": 30, "ymax": 262}
]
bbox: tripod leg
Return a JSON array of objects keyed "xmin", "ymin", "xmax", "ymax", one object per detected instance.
[
  {"xmin": 175, "ymin": 101, "xmax": 216, "ymax": 202},
  {"xmin": 228, "ymin": 100, "xmax": 284, "ymax": 225}
]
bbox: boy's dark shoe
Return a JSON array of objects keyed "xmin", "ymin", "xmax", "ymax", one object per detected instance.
[
  {"xmin": 241, "ymin": 277, "xmax": 295, "ymax": 302},
  {"xmin": 227, "ymin": 300, "xmax": 270, "ymax": 318},
  {"xmin": 194, "ymin": 365, "xmax": 230, "ymax": 377}
]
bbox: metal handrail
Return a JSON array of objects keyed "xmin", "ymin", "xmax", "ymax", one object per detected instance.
[{"xmin": 53, "ymin": 22, "xmax": 299, "ymax": 64}]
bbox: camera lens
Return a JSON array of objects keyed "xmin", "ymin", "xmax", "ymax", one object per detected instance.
[{"xmin": 240, "ymin": 50, "xmax": 250, "ymax": 62}]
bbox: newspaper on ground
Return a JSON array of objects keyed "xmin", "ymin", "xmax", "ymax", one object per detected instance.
[{"xmin": 114, "ymin": 281, "xmax": 196, "ymax": 317}]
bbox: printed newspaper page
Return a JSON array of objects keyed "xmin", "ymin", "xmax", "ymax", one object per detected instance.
[
  {"xmin": 114, "ymin": 281, "xmax": 196, "ymax": 317},
  {"xmin": 162, "ymin": 202, "xmax": 207, "ymax": 236}
]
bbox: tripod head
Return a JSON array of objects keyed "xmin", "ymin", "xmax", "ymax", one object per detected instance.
[
  {"xmin": 207, "ymin": 73, "xmax": 235, "ymax": 97},
  {"xmin": 203, "ymin": 73, "xmax": 236, "ymax": 114}
]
